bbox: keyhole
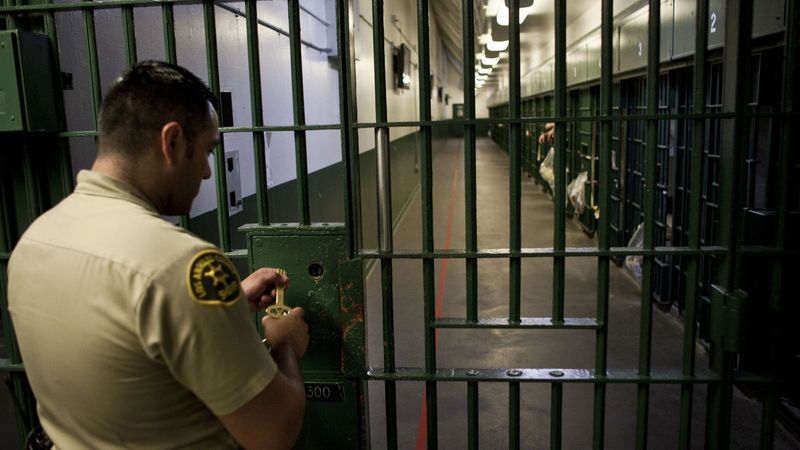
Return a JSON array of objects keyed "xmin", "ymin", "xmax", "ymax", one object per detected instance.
[{"xmin": 308, "ymin": 263, "xmax": 324, "ymax": 279}]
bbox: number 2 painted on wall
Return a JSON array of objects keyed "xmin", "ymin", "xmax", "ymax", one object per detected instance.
[
  {"xmin": 638, "ymin": 42, "xmax": 643, "ymax": 57},
  {"xmin": 710, "ymin": 12, "xmax": 718, "ymax": 33}
]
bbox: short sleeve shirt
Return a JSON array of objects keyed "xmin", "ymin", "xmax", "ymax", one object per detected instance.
[{"xmin": 8, "ymin": 170, "xmax": 277, "ymax": 449}]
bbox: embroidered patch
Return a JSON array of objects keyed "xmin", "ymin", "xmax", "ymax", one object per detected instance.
[{"xmin": 186, "ymin": 250, "xmax": 242, "ymax": 306}]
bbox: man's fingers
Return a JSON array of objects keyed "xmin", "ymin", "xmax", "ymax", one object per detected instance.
[{"xmin": 258, "ymin": 267, "xmax": 289, "ymax": 286}]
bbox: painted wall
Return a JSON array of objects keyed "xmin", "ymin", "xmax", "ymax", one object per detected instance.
[
  {"xmin": 353, "ymin": 0, "xmax": 455, "ymax": 151},
  {"xmin": 55, "ymin": 0, "xmax": 455, "ymax": 220}
]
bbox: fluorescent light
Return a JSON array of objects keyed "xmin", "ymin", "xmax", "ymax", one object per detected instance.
[
  {"xmin": 475, "ymin": 74, "xmax": 488, "ymax": 81},
  {"xmin": 486, "ymin": 38, "xmax": 509, "ymax": 52},
  {"xmin": 496, "ymin": 4, "xmax": 533, "ymax": 26},
  {"xmin": 481, "ymin": 55, "xmax": 500, "ymax": 66},
  {"xmin": 476, "ymin": 65, "xmax": 493, "ymax": 75}
]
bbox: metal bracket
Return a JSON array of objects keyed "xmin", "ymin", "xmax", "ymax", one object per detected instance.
[{"xmin": 711, "ymin": 284, "xmax": 749, "ymax": 352}]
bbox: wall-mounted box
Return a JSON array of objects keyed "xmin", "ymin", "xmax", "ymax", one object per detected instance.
[
  {"xmin": 0, "ymin": 31, "xmax": 58, "ymax": 132},
  {"xmin": 225, "ymin": 150, "xmax": 243, "ymax": 215}
]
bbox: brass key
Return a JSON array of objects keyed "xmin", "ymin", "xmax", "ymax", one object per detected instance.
[{"xmin": 266, "ymin": 268, "xmax": 291, "ymax": 318}]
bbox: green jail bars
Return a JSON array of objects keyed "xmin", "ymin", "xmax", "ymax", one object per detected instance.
[{"xmin": 1, "ymin": 0, "xmax": 799, "ymax": 449}]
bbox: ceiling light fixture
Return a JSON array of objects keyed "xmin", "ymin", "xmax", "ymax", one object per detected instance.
[
  {"xmin": 486, "ymin": 37, "xmax": 509, "ymax": 52},
  {"xmin": 481, "ymin": 55, "xmax": 500, "ymax": 66},
  {"xmin": 495, "ymin": 0, "xmax": 535, "ymax": 26}
]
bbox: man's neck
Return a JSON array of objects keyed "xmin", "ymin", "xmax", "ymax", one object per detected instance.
[{"xmin": 92, "ymin": 154, "xmax": 166, "ymax": 212}]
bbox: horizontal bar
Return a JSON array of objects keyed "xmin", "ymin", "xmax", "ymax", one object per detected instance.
[
  {"xmin": 0, "ymin": 361, "xmax": 787, "ymax": 386},
  {"xmin": 0, "ymin": 0, "xmax": 315, "ymax": 14},
  {"xmin": 57, "ymin": 123, "xmax": 343, "ymax": 138},
  {"xmin": 0, "ymin": 0, "xmax": 197, "ymax": 13},
  {"xmin": 738, "ymin": 245, "xmax": 798, "ymax": 257},
  {"xmin": 733, "ymin": 372, "xmax": 792, "ymax": 385},
  {"xmin": 353, "ymin": 111, "xmax": 798, "ymax": 128},
  {"xmin": 433, "ymin": 317, "xmax": 599, "ymax": 329},
  {"xmin": 239, "ymin": 223, "xmax": 345, "ymax": 234},
  {"xmin": 58, "ymin": 111, "xmax": 797, "ymax": 139},
  {"xmin": 8, "ymin": 244, "xmax": 777, "ymax": 264},
  {"xmin": 366, "ymin": 367, "xmax": 722, "ymax": 384},
  {"xmin": 360, "ymin": 246, "xmax": 730, "ymax": 259},
  {"xmin": 0, "ymin": 358, "xmax": 24, "ymax": 372},
  {"xmin": 216, "ymin": 3, "xmax": 330, "ymax": 54},
  {"xmin": 224, "ymin": 249, "xmax": 248, "ymax": 260},
  {"xmin": 221, "ymin": 124, "xmax": 342, "ymax": 132}
]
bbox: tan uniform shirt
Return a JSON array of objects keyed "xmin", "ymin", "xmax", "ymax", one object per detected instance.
[{"xmin": 8, "ymin": 170, "xmax": 277, "ymax": 449}]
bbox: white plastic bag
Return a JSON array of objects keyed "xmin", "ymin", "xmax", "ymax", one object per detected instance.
[
  {"xmin": 539, "ymin": 147, "xmax": 555, "ymax": 192},
  {"xmin": 567, "ymin": 171, "xmax": 589, "ymax": 214},
  {"xmin": 625, "ymin": 223, "xmax": 644, "ymax": 284}
]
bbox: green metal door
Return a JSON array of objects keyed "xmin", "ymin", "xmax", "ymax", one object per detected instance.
[{"xmin": 1, "ymin": 0, "xmax": 799, "ymax": 449}]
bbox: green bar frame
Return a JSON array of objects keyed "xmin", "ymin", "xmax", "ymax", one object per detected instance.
[
  {"xmin": 287, "ymin": 0, "xmax": 310, "ymax": 225},
  {"xmin": 0, "ymin": 0, "xmax": 797, "ymax": 448},
  {"xmin": 592, "ymin": 0, "xmax": 614, "ymax": 448},
  {"xmin": 635, "ymin": 1, "xmax": 660, "ymax": 447},
  {"xmin": 245, "ymin": 0, "xmax": 269, "ymax": 226}
]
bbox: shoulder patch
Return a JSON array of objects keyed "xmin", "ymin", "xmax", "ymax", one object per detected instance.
[{"xmin": 185, "ymin": 250, "xmax": 242, "ymax": 306}]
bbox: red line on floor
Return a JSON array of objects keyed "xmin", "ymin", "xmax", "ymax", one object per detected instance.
[{"xmin": 415, "ymin": 164, "xmax": 460, "ymax": 450}]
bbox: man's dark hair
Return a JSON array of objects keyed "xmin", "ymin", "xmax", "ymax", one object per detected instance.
[{"xmin": 98, "ymin": 60, "xmax": 218, "ymax": 156}]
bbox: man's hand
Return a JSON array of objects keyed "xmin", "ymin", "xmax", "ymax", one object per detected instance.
[
  {"xmin": 263, "ymin": 307, "xmax": 309, "ymax": 360},
  {"xmin": 241, "ymin": 267, "xmax": 290, "ymax": 311},
  {"xmin": 538, "ymin": 122, "xmax": 556, "ymax": 144}
]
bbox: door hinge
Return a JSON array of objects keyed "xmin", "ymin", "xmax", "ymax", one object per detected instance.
[{"xmin": 711, "ymin": 285, "xmax": 750, "ymax": 352}]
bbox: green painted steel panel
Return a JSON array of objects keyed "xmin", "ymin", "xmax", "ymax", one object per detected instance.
[
  {"xmin": 249, "ymin": 227, "xmax": 346, "ymax": 372},
  {"xmin": 246, "ymin": 224, "xmax": 365, "ymax": 449},
  {"xmin": 0, "ymin": 31, "xmax": 58, "ymax": 133},
  {"xmin": 673, "ymin": 0, "xmax": 726, "ymax": 58},
  {"xmin": 0, "ymin": 32, "xmax": 24, "ymax": 132}
]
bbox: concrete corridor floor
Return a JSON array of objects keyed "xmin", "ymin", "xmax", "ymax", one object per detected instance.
[{"xmin": 363, "ymin": 137, "xmax": 799, "ymax": 450}]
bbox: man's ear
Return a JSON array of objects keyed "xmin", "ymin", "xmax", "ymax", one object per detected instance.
[{"xmin": 159, "ymin": 121, "xmax": 185, "ymax": 166}]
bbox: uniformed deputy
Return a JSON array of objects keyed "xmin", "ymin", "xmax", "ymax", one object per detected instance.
[{"xmin": 8, "ymin": 61, "xmax": 309, "ymax": 450}]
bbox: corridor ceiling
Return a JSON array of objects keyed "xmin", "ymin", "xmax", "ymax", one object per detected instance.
[{"xmin": 428, "ymin": 0, "xmax": 637, "ymax": 92}]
